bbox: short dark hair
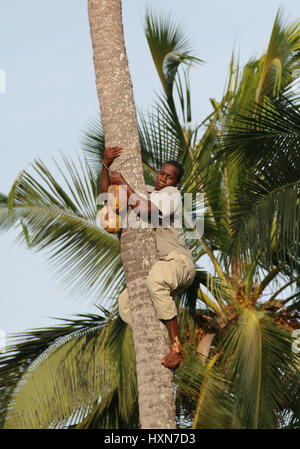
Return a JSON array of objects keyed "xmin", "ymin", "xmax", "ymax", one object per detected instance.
[{"xmin": 163, "ymin": 160, "xmax": 184, "ymax": 182}]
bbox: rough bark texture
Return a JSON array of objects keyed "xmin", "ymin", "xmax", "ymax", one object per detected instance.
[{"xmin": 87, "ymin": 0, "xmax": 176, "ymax": 428}]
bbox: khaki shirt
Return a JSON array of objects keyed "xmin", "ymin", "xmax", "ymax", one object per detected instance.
[{"xmin": 145, "ymin": 185, "xmax": 193, "ymax": 261}]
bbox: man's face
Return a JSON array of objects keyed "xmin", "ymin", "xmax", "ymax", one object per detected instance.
[{"xmin": 154, "ymin": 163, "xmax": 180, "ymax": 191}]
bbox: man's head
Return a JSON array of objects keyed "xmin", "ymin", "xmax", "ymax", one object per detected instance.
[{"xmin": 154, "ymin": 160, "xmax": 184, "ymax": 191}]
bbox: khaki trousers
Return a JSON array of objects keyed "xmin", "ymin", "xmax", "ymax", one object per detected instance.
[{"xmin": 118, "ymin": 251, "xmax": 195, "ymax": 326}]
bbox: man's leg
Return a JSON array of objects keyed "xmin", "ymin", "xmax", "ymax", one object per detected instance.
[
  {"xmin": 118, "ymin": 288, "xmax": 132, "ymax": 327},
  {"xmin": 160, "ymin": 316, "xmax": 184, "ymax": 368},
  {"xmin": 146, "ymin": 252, "xmax": 195, "ymax": 369},
  {"xmin": 119, "ymin": 282, "xmax": 183, "ymax": 367}
]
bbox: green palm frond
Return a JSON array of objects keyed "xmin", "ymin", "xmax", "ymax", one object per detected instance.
[
  {"xmin": 80, "ymin": 116, "xmax": 105, "ymax": 185},
  {"xmin": 220, "ymin": 95, "xmax": 300, "ymax": 270},
  {"xmin": 214, "ymin": 8, "xmax": 300, "ymax": 220},
  {"xmin": 258, "ymin": 315, "xmax": 299, "ymax": 428},
  {"xmin": 144, "ymin": 8, "xmax": 204, "ymax": 173},
  {"xmin": 175, "ymin": 347, "xmax": 233, "ymax": 429},
  {"xmin": 144, "ymin": 9, "xmax": 203, "ymax": 98},
  {"xmin": 223, "ymin": 95, "xmax": 300, "ymax": 168},
  {"xmin": 138, "ymin": 107, "xmax": 184, "ymax": 175},
  {"xmin": 0, "ymin": 153, "xmax": 124, "ymax": 304},
  {"xmin": 74, "ymin": 389, "xmax": 139, "ymax": 429},
  {"xmin": 76, "ymin": 317, "xmax": 138, "ymax": 429},
  {"xmin": 0, "ymin": 313, "xmax": 107, "ymax": 428},
  {"xmin": 232, "ymin": 178, "xmax": 300, "ymax": 273},
  {"xmin": 219, "ymin": 309, "xmax": 297, "ymax": 429},
  {"xmin": 220, "ymin": 309, "xmax": 264, "ymax": 428},
  {"xmin": 221, "ymin": 8, "xmax": 300, "ymax": 116},
  {"xmin": 1, "ymin": 313, "xmax": 137, "ymax": 429},
  {"xmin": 255, "ymin": 8, "xmax": 300, "ymax": 103}
]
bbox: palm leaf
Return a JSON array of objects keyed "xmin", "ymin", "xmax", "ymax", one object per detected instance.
[
  {"xmin": 175, "ymin": 347, "xmax": 233, "ymax": 429},
  {"xmin": 2, "ymin": 313, "xmax": 137, "ymax": 429},
  {"xmin": 221, "ymin": 95, "xmax": 300, "ymax": 271},
  {"xmin": 218, "ymin": 309, "xmax": 297, "ymax": 428},
  {"xmin": 144, "ymin": 8, "xmax": 202, "ymax": 98},
  {"xmin": 80, "ymin": 115, "xmax": 105, "ymax": 184},
  {"xmin": 0, "ymin": 153, "xmax": 124, "ymax": 305},
  {"xmin": 255, "ymin": 8, "xmax": 300, "ymax": 103}
]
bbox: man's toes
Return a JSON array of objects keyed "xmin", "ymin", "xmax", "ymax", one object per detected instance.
[
  {"xmin": 161, "ymin": 352, "xmax": 182, "ymax": 368},
  {"xmin": 162, "ymin": 357, "xmax": 170, "ymax": 367}
]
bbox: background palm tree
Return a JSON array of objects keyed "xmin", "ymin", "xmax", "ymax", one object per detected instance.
[{"xmin": 0, "ymin": 7, "xmax": 299, "ymax": 429}]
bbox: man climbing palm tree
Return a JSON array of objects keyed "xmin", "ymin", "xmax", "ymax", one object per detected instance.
[{"xmin": 100, "ymin": 145, "xmax": 195, "ymax": 369}]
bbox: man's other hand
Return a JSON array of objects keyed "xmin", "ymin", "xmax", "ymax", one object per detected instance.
[{"xmin": 103, "ymin": 146, "xmax": 123, "ymax": 167}]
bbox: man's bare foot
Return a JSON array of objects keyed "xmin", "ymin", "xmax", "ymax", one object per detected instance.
[
  {"xmin": 161, "ymin": 319, "xmax": 184, "ymax": 369},
  {"xmin": 161, "ymin": 350, "xmax": 183, "ymax": 369}
]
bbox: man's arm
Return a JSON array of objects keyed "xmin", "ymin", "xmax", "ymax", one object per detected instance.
[
  {"xmin": 110, "ymin": 170, "xmax": 159, "ymax": 217},
  {"xmin": 99, "ymin": 146, "xmax": 123, "ymax": 194}
]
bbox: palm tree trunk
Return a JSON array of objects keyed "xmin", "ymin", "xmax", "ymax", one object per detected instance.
[{"xmin": 87, "ymin": 0, "xmax": 176, "ymax": 428}]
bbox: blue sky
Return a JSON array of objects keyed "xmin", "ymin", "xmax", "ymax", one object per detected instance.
[{"xmin": 1, "ymin": 0, "xmax": 300, "ymax": 340}]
